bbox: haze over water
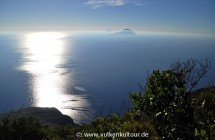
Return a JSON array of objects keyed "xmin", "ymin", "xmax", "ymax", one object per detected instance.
[{"xmin": 0, "ymin": 31, "xmax": 214, "ymax": 123}]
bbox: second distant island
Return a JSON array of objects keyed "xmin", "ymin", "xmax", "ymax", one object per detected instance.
[{"xmin": 114, "ymin": 28, "xmax": 136, "ymax": 35}]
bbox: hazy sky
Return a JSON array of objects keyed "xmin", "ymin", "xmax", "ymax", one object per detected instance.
[{"xmin": 0, "ymin": 0, "xmax": 215, "ymax": 34}]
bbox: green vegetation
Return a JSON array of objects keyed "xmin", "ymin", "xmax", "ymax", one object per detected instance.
[
  {"xmin": 0, "ymin": 59, "xmax": 214, "ymax": 140},
  {"xmin": 0, "ymin": 115, "xmax": 82, "ymax": 140},
  {"xmin": 129, "ymin": 59, "xmax": 214, "ymax": 139}
]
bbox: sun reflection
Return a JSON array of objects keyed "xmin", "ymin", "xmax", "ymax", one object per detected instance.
[
  {"xmin": 24, "ymin": 32, "xmax": 65, "ymax": 74},
  {"xmin": 20, "ymin": 32, "xmax": 91, "ymax": 123}
]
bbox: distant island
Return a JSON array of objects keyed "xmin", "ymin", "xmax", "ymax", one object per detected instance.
[{"xmin": 114, "ymin": 28, "xmax": 136, "ymax": 35}]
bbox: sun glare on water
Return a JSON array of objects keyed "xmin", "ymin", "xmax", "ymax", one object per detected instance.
[
  {"xmin": 24, "ymin": 32, "xmax": 65, "ymax": 74},
  {"xmin": 20, "ymin": 32, "xmax": 90, "ymax": 123}
]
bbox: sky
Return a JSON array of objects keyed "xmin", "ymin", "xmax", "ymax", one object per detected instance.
[{"xmin": 0, "ymin": 0, "xmax": 215, "ymax": 34}]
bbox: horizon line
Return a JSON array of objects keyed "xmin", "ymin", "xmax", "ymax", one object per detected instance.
[{"xmin": 0, "ymin": 30, "xmax": 214, "ymax": 38}]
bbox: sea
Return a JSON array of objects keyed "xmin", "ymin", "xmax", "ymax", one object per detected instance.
[{"xmin": 0, "ymin": 31, "xmax": 214, "ymax": 124}]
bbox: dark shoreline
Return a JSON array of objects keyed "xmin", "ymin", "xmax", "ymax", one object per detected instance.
[{"xmin": 0, "ymin": 107, "xmax": 75, "ymax": 126}]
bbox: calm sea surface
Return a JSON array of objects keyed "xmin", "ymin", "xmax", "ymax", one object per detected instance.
[{"xmin": 0, "ymin": 31, "xmax": 214, "ymax": 123}]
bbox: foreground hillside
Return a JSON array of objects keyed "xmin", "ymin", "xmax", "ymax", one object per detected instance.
[{"xmin": 0, "ymin": 107, "xmax": 74, "ymax": 126}]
